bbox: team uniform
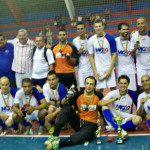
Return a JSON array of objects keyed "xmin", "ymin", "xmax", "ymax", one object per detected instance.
[
  {"xmin": 115, "ymin": 37, "xmax": 137, "ymax": 91},
  {"xmin": 103, "ymin": 89, "xmax": 138, "ymax": 128},
  {"xmin": 72, "ymin": 36, "xmax": 93, "ymax": 88},
  {"xmin": 14, "ymin": 87, "xmax": 44, "ymax": 122},
  {"xmin": 88, "ymin": 33, "xmax": 117, "ymax": 89},
  {"xmin": 43, "ymin": 82, "xmax": 67, "ymax": 110},
  {"xmin": 130, "ymin": 31, "xmax": 150, "ymax": 86},
  {"xmin": 137, "ymin": 92, "xmax": 150, "ymax": 115},
  {"xmin": 32, "ymin": 46, "xmax": 55, "ymax": 87},
  {"xmin": 0, "ymin": 88, "xmax": 18, "ymax": 124},
  {"xmin": 52, "ymin": 43, "xmax": 78, "ymax": 89},
  {"xmin": 53, "ymin": 90, "xmax": 103, "ymax": 145}
]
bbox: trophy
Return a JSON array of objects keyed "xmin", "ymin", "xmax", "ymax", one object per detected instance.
[
  {"xmin": 95, "ymin": 112, "xmax": 102, "ymax": 144},
  {"xmin": 114, "ymin": 107, "xmax": 124, "ymax": 144}
]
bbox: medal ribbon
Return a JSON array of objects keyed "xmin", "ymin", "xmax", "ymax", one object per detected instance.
[
  {"xmin": 1, "ymin": 91, "xmax": 10, "ymax": 107},
  {"xmin": 120, "ymin": 37, "xmax": 128, "ymax": 53},
  {"xmin": 25, "ymin": 91, "xmax": 33, "ymax": 105},
  {"xmin": 97, "ymin": 32, "xmax": 105, "ymax": 49},
  {"xmin": 50, "ymin": 84, "xmax": 59, "ymax": 101},
  {"xmin": 79, "ymin": 34, "xmax": 87, "ymax": 48},
  {"xmin": 84, "ymin": 91, "xmax": 94, "ymax": 108},
  {"xmin": 59, "ymin": 41, "xmax": 68, "ymax": 53}
]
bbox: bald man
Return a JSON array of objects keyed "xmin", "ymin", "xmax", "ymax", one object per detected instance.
[
  {"xmin": 0, "ymin": 76, "xmax": 18, "ymax": 135},
  {"xmin": 137, "ymin": 75, "xmax": 150, "ymax": 129}
]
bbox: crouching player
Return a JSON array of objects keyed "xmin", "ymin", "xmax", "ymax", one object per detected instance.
[
  {"xmin": 99, "ymin": 75, "xmax": 142, "ymax": 138},
  {"xmin": 0, "ymin": 77, "xmax": 18, "ymax": 135},
  {"xmin": 137, "ymin": 75, "xmax": 150, "ymax": 129},
  {"xmin": 13, "ymin": 78, "xmax": 47, "ymax": 135},
  {"xmin": 44, "ymin": 76, "xmax": 103, "ymax": 150},
  {"xmin": 43, "ymin": 71, "xmax": 68, "ymax": 133}
]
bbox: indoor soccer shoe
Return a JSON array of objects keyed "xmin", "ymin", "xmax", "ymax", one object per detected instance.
[
  {"xmin": 44, "ymin": 135, "xmax": 58, "ymax": 146},
  {"xmin": 49, "ymin": 125, "xmax": 55, "ymax": 134},
  {"xmin": 121, "ymin": 129, "xmax": 128, "ymax": 140},
  {"xmin": 38, "ymin": 126, "xmax": 44, "ymax": 135}
]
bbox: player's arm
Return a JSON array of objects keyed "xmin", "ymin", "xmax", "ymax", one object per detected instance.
[
  {"xmin": 13, "ymin": 103, "xmax": 23, "ymax": 117},
  {"xmin": 136, "ymin": 98, "xmax": 147, "ymax": 116},
  {"xmin": 98, "ymin": 95, "xmax": 121, "ymax": 106},
  {"xmin": 49, "ymin": 63, "xmax": 55, "ymax": 71},
  {"xmin": 105, "ymin": 52, "xmax": 117, "ymax": 78}
]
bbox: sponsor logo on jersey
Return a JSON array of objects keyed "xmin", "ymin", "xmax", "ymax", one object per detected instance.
[
  {"xmin": 117, "ymin": 50, "xmax": 131, "ymax": 56},
  {"xmin": 4, "ymin": 49, "xmax": 9, "ymax": 55},
  {"xmin": 147, "ymin": 106, "xmax": 150, "ymax": 111},
  {"xmin": 81, "ymin": 50, "xmax": 89, "ymax": 56},
  {"xmin": 1, "ymin": 106, "xmax": 13, "ymax": 112},
  {"xmin": 138, "ymin": 47, "xmax": 150, "ymax": 53},
  {"xmin": 95, "ymin": 48, "xmax": 108, "ymax": 54},
  {"xmin": 116, "ymin": 104, "xmax": 130, "ymax": 112}
]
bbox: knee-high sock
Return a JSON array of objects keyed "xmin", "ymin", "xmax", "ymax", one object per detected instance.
[
  {"xmin": 103, "ymin": 109, "xmax": 118, "ymax": 130},
  {"xmin": 22, "ymin": 121, "xmax": 30, "ymax": 127},
  {"xmin": 121, "ymin": 120, "xmax": 137, "ymax": 130},
  {"xmin": 147, "ymin": 119, "xmax": 150, "ymax": 128}
]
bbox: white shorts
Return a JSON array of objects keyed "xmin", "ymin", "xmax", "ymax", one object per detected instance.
[
  {"xmin": 96, "ymin": 69, "xmax": 116, "ymax": 89},
  {"xmin": 24, "ymin": 110, "xmax": 39, "ymax": 122},
  {"xmin": 118, "ymin": 72, "xmax": 137, "ymax": 91},
  {"xmin": 77, "ymin": 69, "xmax": 94, "ymax": 88},
  {"xmin": 137, "ymin": 68, "xmax": 150, "ymax": 86}
]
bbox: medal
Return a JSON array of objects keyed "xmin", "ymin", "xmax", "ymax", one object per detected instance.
[
  {"xmin": 85, "ymin": 107, "xmax": 89, "ymax": 111},
  {"xmin": 59, "ymin": 49, "xmax": 62, "ymax": 53}
]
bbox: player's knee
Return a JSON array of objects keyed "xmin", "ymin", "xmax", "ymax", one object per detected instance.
[
  {"xmin": 102, "ymin": 106, "xmax": 109, "ymax": 111},
  {"xmin": 146, "ymin": 114, "xmax": 150, "ymax": 120},
  {"xmin": 12, "ymin": 113, "xmax": 18, "ymax": 120},
  {"xmin": 5, "ymin": 119, "xmax": 13, "ymax": 127},
  {"xmin": 133, "ymin": 116, "xmax": 142, "ymax": 125}
]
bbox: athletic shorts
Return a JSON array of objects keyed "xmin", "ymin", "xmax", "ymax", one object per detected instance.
[{"xmin": 24, "ymin": 110, "xmax": 39, "ymax": 122}]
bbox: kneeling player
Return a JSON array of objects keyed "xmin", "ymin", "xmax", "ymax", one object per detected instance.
[
  {"xmin": 137, "ymin": 75, "xmax": 150, "ymax": 129},
  {"xmin": 13, "ymin": 78, "xmax": 47, "ymax": 135},
  {"xmin": 99, "ymin": 75, "xmax": 142, "ymax": 137}
]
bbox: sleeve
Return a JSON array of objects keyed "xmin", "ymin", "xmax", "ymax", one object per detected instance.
[
  {"xmin": 46, "ymin": 49, "xmax": 55, "ymax": 65},
  {"xmin": 88, "ymin": 38, "xmax": 94, "ymax": 54},
  {"xmin": 70, "ymin": 44, "xmax": 79, "ymax": 66},
  {"xmin": 103, "ymin": 91, "xmax": 115, "ymax": 100},
  {"xmin": 7, "ymin": 39, "xmax": 15, "ymax": 45},
  {"xmin": 68, "ymin": 92, "xmax": 80, "ymax": 106},
  {"xmin": 128, "ymin": 90, "xmax": 138, "ymax": 106},
  {"xmin": 43, "ymin": 84, "xmax": 50, "ymax": 103},
  {"xmin": 14, "ymin": 90, "xmax": 22, "ymax": 104},
  {"xmin": 32, "ymin": 88, "xmax": 45, "ymax": 103},
  {"xmin": 10, "ymin": 87, "xmax": 20, "ymax": 98},
  {"xmin": 58, "ymin": 84, "xmax": 67, "ymax": 101},
  {"xmin": 130, "ymin": 34, "xmax": 136, "ymax": 50},
  {"xmin": 137, "ymin": 94, "xmax": 143, "ymax": 111}
]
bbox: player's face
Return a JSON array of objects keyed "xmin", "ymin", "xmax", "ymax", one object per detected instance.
[
  {"xmin": 85, "ymin": 78, "xmax": 95, "ymax": 94},
  {"xmin": 137, "ymin": 18, "xmax": 147, "ymax": 32},
  {"xmin": 58, "ymin": 31, "xmax": 67, "ymax": 43},
  {"xmin": 119, "ymin": 25, "xmax": 129, "ymax": 38},
  {"xmin": 35, "ymin": 37, "xmax": 45, "ymax": 49},
  {"xmin": 47, "ymin": 74, "xmax": 59, "ymax": 89},
  {"xmin": 18, "ymin": 31, "xmax": 28, "ymax": 44},
  {"xmin": 0, "ymin": 36, "xmax": 6, "ymax": 48},
  {"xmin": 94, "ymin": 22, "xmax": 104, "ymax": 35},
  {"xmin": 141, "ymin": 76, "xmax": 150, "ymax": 91},
  {"xmin": 22, "ymin": 82, "xmax": 32, "ymax": 95},
  {"xmin": 77, "ymin": 24, "xmax": 86, "ymax": 37},
  {"xmin": 118, "ymin": 79, "xmax": 129, "ymax": 93},
  {"xmin": 1, "ymin": 79, "xmax": 10, "ymax": 94}
]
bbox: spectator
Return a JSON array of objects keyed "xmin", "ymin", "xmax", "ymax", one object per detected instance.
[
  {"xmin": 54, "ymin": 14, "xmax": 62, "ymax": 29},
  {"xmin": 89, "ymin": 14, "xmax": 95, "ymax": 26},
  {"xmin": 104, "ymin": 8, "xmax": 111, "ymax": 20},
  {"xmin": 86, "ymin": 11, "xmax": 91, "ymax": 24},
  {"xmin": 61, "ymin": 17, "xmax": 66, "ymax": 29},
  {"xmin": 46, "ymin": 29, "xmax": 53, "ymax": 45},
  {"xmin": 45, "ymin": 23, "xmax": 50, "ymax": 33},
  {"xmin": 71, "ymin": 17, "xmax": 77, "ymax": 28},
  {"xmin": 77, "ymin": 12, "xmax": 83, "ymax": 22}
]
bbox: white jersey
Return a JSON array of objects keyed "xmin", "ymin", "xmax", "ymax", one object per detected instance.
[
  {"xmin": 32, "ymin": 47, "xmax": 55, "ymax": 79},
  {"xmin": 137, "ymin": 92, "xmax": 150, "ymax": 114},
  {"xmin": 115, "ymin": 37, "xmax": 136, "ymax": 74},
  {"xmin": 0, "ymin": 88, "xmax": 17, "ymax": 115},
  {"xmin": 14, "ymin": 87, "xmax": 44, "ymax": 108},
  {"xmin": 8, "ymin": 38, "xmax": 34, "ymax": 73},
  {"xmin": 130, "ymin": 31, "xmax": 150, "ymax": 69},
  {"xmin": 72, "ymin": 36, "xmax": 92, "ymax": 71},
  {"xmin": 88, "ymin": 33, "xmax": 117, "ymax": 72},
  {"xmin": 103, "ymin": 89, "xmax": 138, "ymax": 114}
]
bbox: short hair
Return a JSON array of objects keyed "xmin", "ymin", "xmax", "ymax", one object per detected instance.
[
  {"xmin": 118, "ymin": 75, "xmax": 130, "ymax": 84},
  {"xmin": 77, "ymin": 21, "xmax": 85, "ymax": 27},
  {"xmin": 35, "ymin": 35, "xmax": 45, "ymax": 42},
  {"xmin": 118, "ymin": 22, "xmax": 129, "ymax": 30},
  {"xmin": 47, "ymin": 70, "xmax": 58, "ymax": 78},
  {"xmin": 94, "ymin": 18, "xmax": 104, "ymax": 26},
  {"xmin": 58, "ymin": 29, "xmax": 67, "ymax": 34},
  {"xmin": 85, "ymin": 76, "xmax": 97, "ymax": 86},
  {"xmin": 22, "ymin": 78, "xmax": 32, "ymax": 86},
  {"xmin": 18, "ymin": 29, "xmax": 28, "ymax": 37},
  {"xmin": 137, "ymin": 17, "xmax": 147, "ymax": 23},
  {"xmin": 0, "ymin": 34, "xmax": 5, "ymax": 39}
]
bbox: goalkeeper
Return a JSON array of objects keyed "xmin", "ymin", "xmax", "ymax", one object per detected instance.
[{"xmin": 44, "ymin": 76, "xmax": 103, "ymax": 150}]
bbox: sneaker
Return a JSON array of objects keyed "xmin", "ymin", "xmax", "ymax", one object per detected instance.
[
  {"xmin": 24, "ymin": 125, "xmax": 33, "ymax": 135},
  {"xmin": 1, "ymin": 127, "xmax": 7, "ymax": 136},
  {"xmin": 104, "ymin": 125, "xmax": 115, "ymax": 132},
  {"xmin": 121, "ymin": 129, "xmax": 128, "ymax": 140},
  {"xmin": 44, "ymin": 135, "xmax": 59, "ymax": 146},
  {"xmin": 49, "ymin": 125, "xmax": 55, "ymax": 134},
  {"xmin": 52, "ymin": 138, "xmax": 60, "ymax": 150},
  {"xmin": 38, "ymin": 126, "xmax": 44, "ymax": 135}
]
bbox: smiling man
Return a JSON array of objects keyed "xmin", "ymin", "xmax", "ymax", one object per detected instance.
[
  {"xmin": 137, "ymin": 75, "xmax": 150, "ymax": 129},
  {"xmin": 115, "ymin": 22, "xmax": 137, "ymax": 91},
  {"xmin": 99, "ymin": 75, "xmax": 142, "ymax": 133},
  {"xmin": 130, "ymin": 17, "xmax": 150, "ymax": 87}
]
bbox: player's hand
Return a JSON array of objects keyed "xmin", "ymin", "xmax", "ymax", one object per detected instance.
[
  {"xmin": 114, "ymin": 95, "xmax": 121, "ymax": 101},
  {"xmin": 140, "ymin": 98, "xmax": 147, "ymax": 105},
  {"xmin": 26, "ymin": 106, "xmax": 35, "ymax": 114},
  {"xmin": 105, "ymin": 69, "xmax": 111, "ymax": 78},
  {"xmin": 94, "ymin": 71, "xmax": 100, "ymax": 79},
  {"xmin": 78, "ymin": 48, "xmax": 83, "ymax": 55},
  {"xmin": 18, "ymin": 110, "xmax": 24, "ymax": 117},
  {"xmin": 134, "ymin": 43, "xmax": 140, "ymax": 51},
  {"xmin": 36, "ymin": 85, "xmax": 43, "ymax": 93}
]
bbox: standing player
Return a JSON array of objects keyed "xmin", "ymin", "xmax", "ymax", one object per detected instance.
[
  {"xmin": 72, "ymin": 21, "xmax": 93, "ymax": 90},
  {"xmin": 0, "ymin": 77, "xmax": 18, "ymax": 135},
  {"xmin": 13, "ymin": 78, "xmax": 47, "ymax": 135},
  {"xmin": 130, "ymin": 17, "xmax": 150, "ymax": 88},
  {"xmin": 89, "ymin": 19, "xmax": 117, "ymax": 93},
  {"xmin": 52, "ymin": 29, "xmax": 78, "ymax": 89},
  {"xmin": 99, "ymin": 75, "xmax": 142, "ymax": 133},
  {"xmin": 116, "ymin": 22, "xmax": 137, "ymax": 91},
  {"xmin": 43, "ymin": 71, "xmax": 67, "ymax": 133},
  {"xmin": 137, "ymin": 75, "xmax": 150, "ymax": 128}
]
